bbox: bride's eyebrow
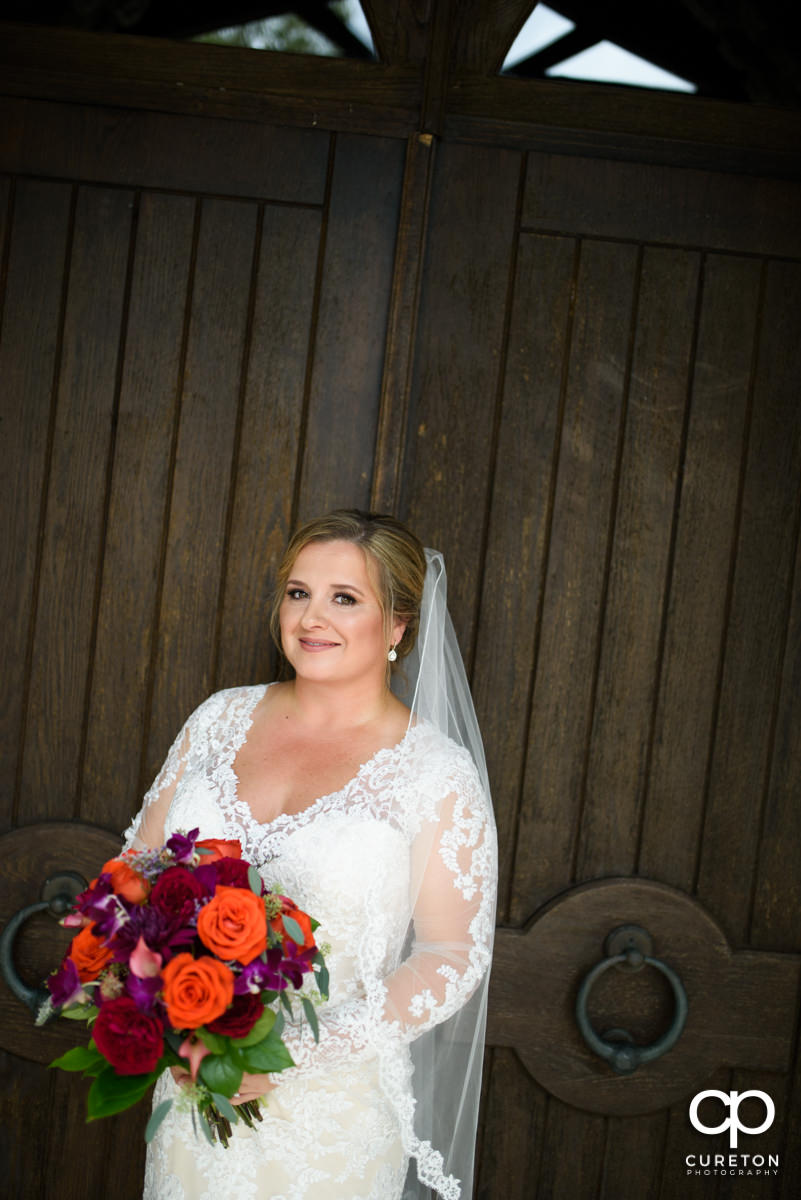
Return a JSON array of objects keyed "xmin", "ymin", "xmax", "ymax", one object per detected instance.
[{"xmin": 287, "ymin": 578, "xmax": 366, "ymax": 596}]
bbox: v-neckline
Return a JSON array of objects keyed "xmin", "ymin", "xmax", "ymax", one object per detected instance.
[{"xmin": 225, "ymin": 683, "xmax": 418, "ymax": 833}]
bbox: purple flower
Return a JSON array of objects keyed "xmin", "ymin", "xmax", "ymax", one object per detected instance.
[
  {"xmin": 124, "ymin": 970, "xmax": 164, "ymax": 1013},
  {"xmin": 112, "ymin": 905, "xmax": 193, "ymax": 965},
  {"xmin": 166, "ymin": 828, "xmax": 199, "ymax": 865},
  {"xmin": 234, "ymin": 949, "xmax": 288, "ymax": 994},
  {"xmin": 77, "ymin": 875, "xmax": 130, "ymax": 939},
  {"xmin": 47, "ymin": 957, "xmax": 86, "ymax": 1009},
  {"xmin": 279, "ymin": 941, "xmax": 316, "ymax": 990}
]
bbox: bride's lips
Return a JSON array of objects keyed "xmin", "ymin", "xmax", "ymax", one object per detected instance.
[{"xmin": 298, "ymin": 638, "xmax": 340, "ymax": 652}]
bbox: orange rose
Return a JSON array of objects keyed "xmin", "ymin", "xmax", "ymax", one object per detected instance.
[
  {"xmin": 101, "ymin": 855, "xmax": 150, "ymax": 904},
  {"xmin": 269, "ymin": 897, "xmax": 315, "ymax": 951},
  {"xmin": 196, "ymin": 886, "xmax": 267, "ymax": 964},
  {"xmin": 68, "ymin": 925, "xmax": 115, "ymax": 982},
  {"xmin": 161, "ymin": 953, "xmax": 234, "ymax": 1029},
  {"xmin": 195, "ymin": 838, "xmax": 242, "ymax": 863}
]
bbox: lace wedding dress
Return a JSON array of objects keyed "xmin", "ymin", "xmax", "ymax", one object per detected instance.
[{"xmin": 123, "ymin": 684, "xmax": 497, "ymax": 1200}]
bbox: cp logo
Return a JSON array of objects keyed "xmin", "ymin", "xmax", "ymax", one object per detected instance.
[{"xmin": 689, "ymin": 1090, "xmax": 775, "ymax": 1149}]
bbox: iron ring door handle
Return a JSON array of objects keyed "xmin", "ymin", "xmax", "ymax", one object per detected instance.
[
  {"xmin": 0, "ymin": 871, "xmax": 87, "ymax": 1016},
  {"xmin": 575, "ymin": 925, "xmax": 688, "ymax": 1074}
]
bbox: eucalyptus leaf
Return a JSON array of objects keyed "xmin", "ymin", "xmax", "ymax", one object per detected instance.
[
  {"xmin": 145, "ymin": 1098, "xmax": 173, "ymax": 1143},
  {"xmin": 281, "ymin": 914, "xmax": 305, "ymax": 945},
  {"xmin": 301, "ymin": 995, "xmax": 319, "ymax": 1043},
  {"xmin": 315, "ymin": 964, "xmax": 330, "ymax": 1000},
  {"xmin": 272, "ymin": 1009, "xmax": 284, "ymax": 1039},
  {"xmin": 211, "ymin": 1092, "xmax": 240, "ymax": 1123},
  {"xmin": 248, "ymin": 865, "xmax": 263, "ymax": 895},
  {"xmin": 279, "ymin": 991, "xmax": 293, "ymax": 1016},
  {"xmin": 60, "ymin": 1003, "xmax": 99, "ymax": 1021}
]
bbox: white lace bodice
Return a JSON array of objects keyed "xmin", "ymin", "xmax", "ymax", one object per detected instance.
[{"xmin": 124, "ymin": 685, "xmax": 497, "ymax": 1200}]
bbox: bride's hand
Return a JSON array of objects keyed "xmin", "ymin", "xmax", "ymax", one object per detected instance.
[
  {"xmin": 231, "ymin": 1072, "xmax": 277, "ymax": 1104},
  {"xmin": 170, "ymin": 1065, "xmax": 191, "ymax": 1088}
]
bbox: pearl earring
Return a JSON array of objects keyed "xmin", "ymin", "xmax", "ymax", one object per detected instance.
[{"xmin": 388, "ymin": 645, "xmax": 398, "ymax": 662}]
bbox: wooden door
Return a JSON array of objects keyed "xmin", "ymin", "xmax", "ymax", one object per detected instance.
[{"xmin": 2, "ymin": 6, "xmax": 801, "ymax": 1198}]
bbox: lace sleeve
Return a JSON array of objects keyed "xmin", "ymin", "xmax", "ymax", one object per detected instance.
[
  {"xmin": 121, "ymin": 697, "xmax": 211, "ymax": 851},
  {"xmin": 278, "ymin": 764, "xmax": 496, "ymax": 1074}
]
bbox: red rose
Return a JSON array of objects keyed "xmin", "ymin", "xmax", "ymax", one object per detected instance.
[
  {"xmin": 206, "ymin": 993, "xmax": 264, "ymax": 1039},
  {"xmin": 211, "ymin": 857, "xmax": 251, "ymax": 889},
  {"xmin": 150, "ymin": 866, "xmax": 207, "ymax": 921},
  {"xmin": 92, "ymin": 996, "xmax": 164, "ymax": 1075}
]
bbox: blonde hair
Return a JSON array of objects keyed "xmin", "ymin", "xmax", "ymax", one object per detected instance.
[{"xmin": 269, "ymin": 510, "xmax": 426, "ymax": 663}]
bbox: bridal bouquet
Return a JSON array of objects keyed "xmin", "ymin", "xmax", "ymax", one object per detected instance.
[{"xmin": 40, "ymin": 829, "xmax": 328, "ymax": 1147}]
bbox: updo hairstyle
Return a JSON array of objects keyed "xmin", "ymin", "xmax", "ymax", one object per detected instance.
[{"xmin": 269, "ymin": 510, "xmax": 427, "ymax": 663}]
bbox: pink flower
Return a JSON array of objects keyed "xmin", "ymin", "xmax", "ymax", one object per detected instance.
[{"xmin": 179, "ymin": 1034, "xmax": 211, "ymax": 1081}]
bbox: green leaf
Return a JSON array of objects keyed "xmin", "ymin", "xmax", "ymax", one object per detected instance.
[
  {"xmin": 211, "ymin": 1092, "xmax": 240, "ymax": 1123},
  {"xmin": 279, "ymin": 990, "xmax": 293, "ymax": 1016},
  {"xmin": 87, "ymin": 1065, "xmax": 160, "ymax": 1120},
  {"xmin": 145, "ymin": 1098, "xmax": 173, "ymax": 1143},
  {"xmin": 315, "ymin": 963, "xmax": 330, "ymax": 1000},
  {"xmin": 197, "ymin": 1027, "xmax": 226, "ymax": 1055},
  {"xmin": 310, "ymin": 917, "xmax": 319, "ymax": 932},
  {"xmin": 301, "ymin": 995, "xmax": 319, "ymax": 1043},
  {"xmin": 60, "ymin": 1003, "xmax": 99, "ymax": 1021},
  {"xmin": 272, "ymin": 1009, "xmax": 284, "ymax": 1039},
  {"xmin": 281, "ymin": 914, "xmax": 305, "ymax": 944},
  {"xmin": 50, "ymin": 1044, "xmax": 105, "ymax": 1073},
  {"xmin": 231, "ymin": 1007, "xmax": 275, "ymax": 1048},
  {"xmin": 199, "ymin": 1052, "xmax": 243, "ymax": 1098},
  {"xmin": 239, "ymin": 1028, "xmax": 294, "ymax": 1074},
  {"xmin": 248, "ymin": 866, "xmax": 263, "ymax": 895}
]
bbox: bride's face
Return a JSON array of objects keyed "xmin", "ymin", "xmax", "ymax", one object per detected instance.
[{"xmin": 279, "ymin": 540, "xmax": 404, "ymax": 686}]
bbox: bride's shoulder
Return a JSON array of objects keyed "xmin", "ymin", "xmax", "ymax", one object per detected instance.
[
  {"xmin": 406, "ymin": 722, "xmax": 482, "ymax": 788},
  {"xmin": 185, "ymin": 683, "xmax": 268, "ymax": 727}
]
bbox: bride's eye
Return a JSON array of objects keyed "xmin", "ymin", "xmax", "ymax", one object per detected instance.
[
  {"xmin": 286, "ymin": 588, "xmax": 307, "ymax": 600},
  {"xmin": 333, "ymin": 592, "xmax": 357, "ymax": 606}
]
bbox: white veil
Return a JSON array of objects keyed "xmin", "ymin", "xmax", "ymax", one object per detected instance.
[{"xmin": 390, "ymin": 548, "xmax": 497, "ymax": 1199}]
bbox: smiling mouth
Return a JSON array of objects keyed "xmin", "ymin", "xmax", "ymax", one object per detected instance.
[{"xmin": 298, "ymin": 638, "xmax": 339, "ymax": 649}]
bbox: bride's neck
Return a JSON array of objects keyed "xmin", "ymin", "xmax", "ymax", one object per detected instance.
[{"xmin": 286, "ymin": 676, "xmax": 394, "ymax": 733}]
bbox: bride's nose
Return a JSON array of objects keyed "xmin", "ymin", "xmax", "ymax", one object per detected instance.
[{"xmin": 299, "ymin": 597, "xmax": 328, "ymax": 628}]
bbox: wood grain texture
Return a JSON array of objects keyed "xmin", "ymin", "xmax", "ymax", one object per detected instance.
[
  {"xmin": 18, "ymin": 186, "xmax": 133, "ymax": 824},
  {"xmin": 297, "ymin": 133, "xmax": 406, "ymax": 518},
  {"xmin": 400, "ymin": 139, "xmax": 522, "ymax": 657},
  {"xmin": 146, "ymin": 197, "xmax": 258, "ymax": 784},
  {"xmin": 697, "ymin": 260, "xmax": 801, "ymax": 946},
  {"xmin": 523, "ymin": 152, "xmax": 801, "ymax": 257},
  {"xmin": 475, "ymin": 1048, "xmax": 546, "ymax": 1199},
  {"xmin": 471, "ymin": 230, "xmax": 577, "ymax": 921},
  {"xmin": 578, "ymin": 247, "xmax": 699, "ymax": 878},
  {"xmin": 510, "ymin": 238, "xmax": 639, "ymax": 925},
  {"xmin": 216, "ymin": 204, "xmax": 323, "ymax": 691},
  {"xmin": 601, "ymin": 1112, "xmax": 667, "ymax": 1200},
  {"xmin": 639, "ymin": 255, "xmax": 762, "ymax": 891},
  {"xmin": 80, "ymin": 192, "xmax": 195, "ymax": 834},
  {"xmin": 0, "ymin": 179, "xmax": 71, "ymax": 831}
]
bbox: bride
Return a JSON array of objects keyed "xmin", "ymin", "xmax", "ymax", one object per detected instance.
[{"xmin": 123, "ymin": 510, "xmax": 497, "ymax": 1200}]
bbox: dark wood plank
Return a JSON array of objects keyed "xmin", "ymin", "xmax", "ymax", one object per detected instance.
[
  {"xmin": 697, "ymin": 260, "xmax": 801, "ymax": 946},
  {"xmin": 639, "ymin": 255, "xmax": 762, "ymax": 889},
  {"xmin": 0, "ymin": 178, "xmax": 71, "ymax": 831},
  {"xmin": 470, "ymin": 231, "xmax": 577, "ymax": 921},
  {"xmin": 18, "ymin": 185, "xmax": 133, "ymax": 824},
  {"xmin": 80, "ymin": 192, "xmax": 195, "ymax": 834},
  {"xmin": 602, "ymin": 1112, "xmax": 668, "ymax": 1200},
  {"xmin": 0, "ymin": 1052, "xmax": 55, "ymax": 1199},
  {"xmin": 522, "ymin": 152, "xmax": 801, "ymax": 257},
  {"xmin": 475, "ymin": 1049, "xmax": 546, "ymax": 1200},
  {"xmin": 216, "ymin": 204, "xmax": 323, "ymax": 690},
  {"xmin": 400, "ymin": 139, "xmax": 522, "ymax": 657},
  {"xmin": 0, "ymin": 95, "xmax": 330, "ymax": 204},
  {"xmin": 0, "ymin": 26, "xmax": 421, "ymax": 138},
  {"xmin": 145, "ymin": 197, "xmax": 258, "ymax": 783},
  {"xmin": 509, "ymin": 238, "xmax": 639, "ymax": 925},
  {"xmin": 537, "ymin": 1100, "xmax": 606, "ymax": 1198},
  {"xmin": 578, "ymin": 247, "xmax": 699, "ymax": 878},
  {"xmin": 657, "ymin": 1067, "xmax": 730, "ymax": 1200},
  {"xmin": 751, "ymin": 482, "xmax": 801, "ymax": 950},
  {"xmin": 719, "ymin": 1069, "xmax": 785, "ymax": 1200},
  {"xmin": 297, "ymin": 132, "xmax": 406, "ymax": 518},
  {"xmin": 372, "ymin": 132, "xmax": 437, "ymax": 514},
  {"xmin": 445, "ymin": 74, "xmax": 801, "ymax": 178}
]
